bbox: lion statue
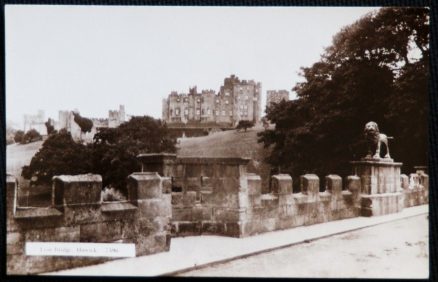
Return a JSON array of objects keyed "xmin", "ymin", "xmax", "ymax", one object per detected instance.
[{"xmin": 364, "ymin": 121, "xmax": 392, "ymax": 159}]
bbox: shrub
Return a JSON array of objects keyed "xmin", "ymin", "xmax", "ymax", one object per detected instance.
[
  {"xmin": 101, "ymin": 186, "xmax": 127, "ymax": 202},
  {"xmin": 236, "ymin": 120, "xmax": 255, "ymax": 132},
  {"xmin": 14, "ymin": 130, "xmax": 25, "ymax": 143},
  {"xmin": 22, "ymin": 129, "xmax": 42, "ymax": 144}
]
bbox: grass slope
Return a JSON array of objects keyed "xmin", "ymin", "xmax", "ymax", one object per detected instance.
[
  {"xmin": 178, "ymin": 127, "xmax": 272, "ymax": 192},
  {"xmin": 7, "ymin": 141, "xmax": 43, "ymax": 178}
]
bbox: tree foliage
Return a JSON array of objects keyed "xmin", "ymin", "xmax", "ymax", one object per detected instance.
[
  {"xmin": 14, "ymin": 130, "xmax": 25, "ymax": 143},
  {"xmin": 73, "ymin": 112, "xmax": 93, "ymax": 133},
  {"xmin": 22, "ymin": 116, "xmax": 176, "ymax": 193},
  {"xmin": 22, "ymin": 130, "xmax": 92, "ymax": 184},
  {"xmin": 91, "ymin": 116, "xmax": 176, "ymax": 192},
  {"xmin": 258, "ymin": 7, "xmax": 429, "ymax": 179},
  {"xmin": 45, "ymin": 118, "xmax": 56, "ymax": 135},
  {"xmin": 236, "ymin": 120, "xmax": 255, "ymax": 132}
]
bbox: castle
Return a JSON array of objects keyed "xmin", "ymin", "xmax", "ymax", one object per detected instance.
[
  {"xmin": 57, "ymin": 105, "xmax": 126, "ymax": 142},
  {"xmin": 266, "ymin": 89, "xmax": 289, "ymax": 106},
  {"xmin": 162, "ymin": 75, "xmax": 262, "ymax": 128}
]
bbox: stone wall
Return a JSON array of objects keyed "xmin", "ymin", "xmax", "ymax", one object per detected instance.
[
  {"xmin": 138, "ymin": 153, "xmax": 429, "ymax": 238},
  {"xmin": 6, "ymin": 173, "xmax": 171, "ymax": 275}
]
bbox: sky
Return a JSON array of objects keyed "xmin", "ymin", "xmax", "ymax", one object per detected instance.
[{"xmin": 5, "ymin": 5, "xmax": 379, "ymax": 129}]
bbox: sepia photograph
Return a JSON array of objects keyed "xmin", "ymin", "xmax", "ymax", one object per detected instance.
[{"xmin": 5, "ymin": 4, "xmax": 430, "ymax": 278}]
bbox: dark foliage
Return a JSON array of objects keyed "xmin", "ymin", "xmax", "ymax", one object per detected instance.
[
  {"xmin": 22, "ymin": 116, "xmax": 176, "ymax": 192},
  {"xmin": 236, "ymin": 120, "xmax": 255, "ymax": 132},
  {"xmin": 91, "ymin": 116, "xmax": 176, "ymax": 193},
  {"xmin": 73, "ymin": 112, "xmax": 93, "ymax": 134},
  {"xmin": 22, "ymin": 130, "xmax": 92, "ymax": 184},
  {"xmin": 45, "ymin": 118, "xmax": 56, "ymax": 135},
  {"xmin": 22, "ymin": 129, "xmax": 43, "ymax": 144},
  {"xmin": 258, "ymin": 7, "xmax": 429, "ymax": 180},
  {"xmin": 14, "ymin": 130, "xmax": 25, "ymax": 143}
]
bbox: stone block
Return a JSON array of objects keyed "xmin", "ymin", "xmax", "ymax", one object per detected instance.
[
  {"xmin": 300, "ymin": 174, "xmax": 320, "ymax": 201},
  {"xmin": 171, "ymin": 192, "xmax": 183, "ymax": 206},
  {"xmin": 214, "ymin": 208, "xmax": 241, "ymax": 222},
  {"xmin": 172, "ymin": 207, "xmax": 193, "ymax": 221},
  {"xmin": 360, "ymin": 193, "xmax": 404, "ymax": 216},
  {"xmin": 347, "ymin": 175, "xmax": 361, "ymax": 193},
  {"xmin": 25, "ymin": 226, "xmax": 80, "ymax": 242},
  {"xmin": 162, "ymin": 177, "xmax": 172, "ymax": 194},
  {"xmin": 271, "ymin": 174, "xmax": 292, "ymax": 195},
  {"xmin": 184, "ymin": 164, "xmax": 202, "ymax": 177},
  {"xmin": 400, "ymin": 174, "xmax": 409, "ymax": 190},
  {"xmin": 175, "ymin": 164, "xmax": 185, "ymax": 177},
  {"xmin": 127, "ymin": 172, "xmax": 162, "ymax": 201},
  {"xmin": 246, "ymin": 174, "xmax": 262, "ymax": 195},
  {"xmin": 63, "ymin": 205, "xmax": 101, "ymax": 226},
  {"xmin": 183, "ymin": 191, "xmax": 198, "ymax": 206},
  {"xmin": 53, "ymin": 174, "xmax": 102, "ymax": 206},
  {"xmin": 325, "ymin": 175, "xmax": 342, "ymax": 196},
  {"xmin": 178, "ymin": 222, "xmax": 202, "ymax": 235},
  {"xmin": 80, "ymin": 221, "xmax": 122, "ymax": 242},
  {"xmin": 224, "ymin": 222, "xmax": 242, "ymax": 237},
  {"xmin": 201, "ymin": 176, "xmax": 213, "ymax": 191},
  {"xmin": 7, "ymin": 232, "xmax": 24, "ymax": 255},
  {"xmin": 201, "ymin": 164, "xmax": 215, "ymax": 177},
  {"xmin": 201, "ymin": 222, "xmax": 225, "ymax": 234},
  {"xmin": 138, "ymin": 198, "xmax": 168, "ymax": 218},
  {"xmin": 200, "ymin": 191, "xmax": 213, "ymax": 204},
  {"xmin": 186, "ymin": 177, "xmax": 201, "ymax": 191}
]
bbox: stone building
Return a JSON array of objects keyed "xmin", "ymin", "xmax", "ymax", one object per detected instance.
[
  {"xmin": 23, "ymin": 110, "xmax": 47, "ymax": 135},
  {"xmin": 162, "ymin": 75, "xmax": 262, "ymax": 127},
  {"xmin": 57, "ymin": 105, "xmax": 126, "ymax": 142},
  {"xmin": 266, "ymin": 90, "xmax": 289, "ymax": 106}
]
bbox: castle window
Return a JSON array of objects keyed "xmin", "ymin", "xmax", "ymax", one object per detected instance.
[
  {"xmin": 207, "ymin": 109, "xmax": 211, "ymax": 115},
  {"xmin": 244, "ymin": 105, "xmax": 248, "ymax": 110},
  {"xmin": 222, "ymin": 110, "xmax": 226, "ymax": 116},
  {"xmin": 229, "ymin": 111, "xmax": 233, "ymax": 116},
  {"xmin": 196, "ymin": 109, "xmax": 200, "ymax": 115},
  {"xmin": 184, "ymin": 98, "xmax": 188, "ymax": 103},
  {"xmin": 225, "ymin": 100, "xmax": 229, "ymax": 105},
  {"xmin": 239, "ymin": 105, "xmax": 243, "ymax": 110},
  {"xmin": 175, "ymin": 109, "xmax": 180, "ymax": 116},
  {"xmin": 225, "ymin": 92, "xmax": 230, "ymax": 96},
  {"xmin": 197, "ymin": 98, "xmax": 201, "ymax": 103},
  {"xmin": 216, "ymin": 99, "xmax": 220, "ymax": 103},
  {"xmin": 202, "ymin": 109, "xmax": 205, "ymax": 115},
  {"xmin": 245, "ymin": 95, "xmax": 248, "ymax": 100},
  {"xmin": 184, "ymin": 109, "xmax": 189, "ymax": 115},
  {"xmin": 177, "ymin": 98, "xmax": 180, "ymax": 102}
]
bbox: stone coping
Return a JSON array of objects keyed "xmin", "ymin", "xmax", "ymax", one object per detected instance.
[
  {"xmin": 14, "ymin": 207, "xmax": 63, "ymax": 219},
  {"xmin": 350, "ymin": 160, "xmax": 403, "ymax": 166},
  {"xmin": 137, "ymin": 153, "xmax": 250, "ymax": 165},
  {"xmin": 175, "ymin": 157, "xmax": 251, "ymax": 165},
  {"xmin": 128, "ymin": 172, "xmax": 160, "ymax": 180},
  {"xmin": 101, "ymin": 202, "xmax": 138, "ymax": 213},
  {"xmin": 52, "ymin": 174, "xmax": 102, "ymax": 182}
]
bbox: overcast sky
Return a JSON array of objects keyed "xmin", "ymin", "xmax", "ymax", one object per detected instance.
[{"xmin": 5, "ymin": 5, "xmax": 378, "ymax": 128}]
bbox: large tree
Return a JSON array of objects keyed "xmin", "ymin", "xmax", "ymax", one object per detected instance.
[
  {"xmin": 22, "ymin": 116, "xmax": 176, "ymax": 193},
  {"xmin": 91, "ymin": 116, "xmax": 176, "ymax": 193},
  {"xmin": 258, "ymin": 7, "xmax": 429, "ymax": 180}
]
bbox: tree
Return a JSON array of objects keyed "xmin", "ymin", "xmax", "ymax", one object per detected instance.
[
  {"xmin": 14, "ymin": 130, "xmax": 24, "ymax": 143},
  {"xmin": 22, "ymin": 130, "xmax": 92, "ymax": 184},
  {"xmin": 45, "ymin": 118, "xmax": 55, "ymax": 135},
  {"xmin": 73, "ymin": 112, "xmax": 93, "ymax": 134},
  {"xmin": 258, "ymin": 7, "xmax": 429, "ymax": 180},
  {"xmin": 91, "ymin": 116, "xmax": 176, "ymax": 193},
  {"xmin": 22, "ymin": 129, "xmax": 42, "ymax": 144},
  {"xmin": 236, "ymin": 120, "xmax": 255, "ymax": 132}
]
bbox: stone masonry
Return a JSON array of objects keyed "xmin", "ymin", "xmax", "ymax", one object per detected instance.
[{"xmin": 6, "ymin": 173, "xmax": 171, "ymax": 275}]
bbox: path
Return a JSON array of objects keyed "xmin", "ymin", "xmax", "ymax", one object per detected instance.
[{"xmin": 179, "ymin": 214, "xmax": 429, "ymax": 278}]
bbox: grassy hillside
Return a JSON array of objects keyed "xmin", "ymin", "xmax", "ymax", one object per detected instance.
[
  {"xmin": 7, "ymin": 141, "xmax": 43, "ymax": 178},
  {"xmin": 178, "ymin": 126, "xmax": 273, "ymax": 192}
]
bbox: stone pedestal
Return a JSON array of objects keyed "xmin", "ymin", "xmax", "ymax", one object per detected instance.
[{"xmin": 351, "ymin": 159, "xmax": 404, "ymax": 217}]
